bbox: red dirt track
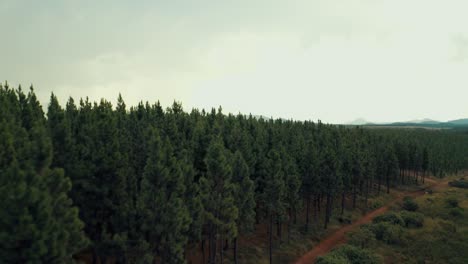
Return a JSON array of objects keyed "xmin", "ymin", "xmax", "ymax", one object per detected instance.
[{"xmin": 295, "ymin": 178, "xmax": 447, "ymax": 264}]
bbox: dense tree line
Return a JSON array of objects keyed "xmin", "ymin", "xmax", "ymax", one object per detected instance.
[{"xmin": 1, "ymin": 82, "xmax": 468, "ymax": 263}]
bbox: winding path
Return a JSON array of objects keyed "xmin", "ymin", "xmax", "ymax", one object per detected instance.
[{"xmin": 295, "ymin": 178, "xmax": 447, "ymax": 264}]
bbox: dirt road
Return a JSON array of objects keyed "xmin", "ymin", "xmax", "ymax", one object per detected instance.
[{"xmin": 295, "ymin": 178, "xmax": 448, "ymax": 264}]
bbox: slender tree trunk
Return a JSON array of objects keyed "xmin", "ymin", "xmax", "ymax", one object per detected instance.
[
  {"xmin": 386, "ymin": 172, "xmax": 390, "ymax": 194},
  {"xmin": 234, "ymin": 237, "xmax": 238, "ymax": 264},
  {"xmin": 202, "ymin": 239, "xmax": 206, "ymax": 264},
  {"xmin": 352, "ymin": 186, "xmax": 357, "ymax": 209},
  {"xmin": 213, "ymin": 226, "xmax": 217, "ymax": 264},
  {"xmin": 313, "ymin": 196, "xmax": 318, "ymax": 222},
  {"xmin": 378, "ymin": 175, "xmax": 382, "ymax": 195},
  {"xmin": 220, "ymin": 236, "xmax": 223, "ymax": 264},
  {"xmin": 208, "ymin": 227, "xmax": 213, "ymax": 264},
  {"xmin": 317, "ymin": 194, "xmax": 322, "ymax": 213},
  {"xmin": 324, "ymin": 193, "xmax": 331, "ymax": 229},
  {"xmin": 269, "ymin": 214, "xmax": 273, "ymax": 264},
  {"xmin": 277, "ymin": 220, "xmax": 282, "ymax": 243},
  {"xmin": 365, "ymin": 180, "xmax": 369, "ymax": 210},
  {"xmin": 305, "ymin": 195, "xmax": 310, "ymax": 232},
  {"xmin": 294, "ymin": 208, "xmax": 297, "ymax": 225},
  {"xmin": 255, "ymin": 204, "xmax": 260, "ymax": 225},
  {"xmin": 341, "ymin": 191, "xmax": 345, "ymax": 215},
  {"xmin": 91, "ymin": 249, "xmax": 97, "ymax": 264}
]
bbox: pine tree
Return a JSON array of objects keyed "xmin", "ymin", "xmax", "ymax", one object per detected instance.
[
  {"xmin": 231, "ymin": 151, "xmax": 256, "ymax": 264},
  {"xmin": 263, "ymin": 150, "xmax": 286, "ymax": 264},
  {"xmin": 0, "ymin": 86, "xmax": 87, "ymax": 263},
  {"xmin": 281, "ymin": 150, "xmax": 301, "ymax": 242},
  {"xmin": 138, "ymin": 128, "xmax": 191, "ymax": 263},
  {"xmin": 200, "ymin": 137, "xmax": 238, "ymax": 264}
]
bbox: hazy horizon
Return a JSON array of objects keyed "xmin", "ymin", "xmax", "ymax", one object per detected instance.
[{"xmin": 1, "ymin": 0, "xmax": 468, "ymax": 123}]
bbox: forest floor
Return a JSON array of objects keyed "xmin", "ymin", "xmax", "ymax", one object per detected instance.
[{"xmin": 294, "ymin": 176, "xmax": 455, "ymax": 264}]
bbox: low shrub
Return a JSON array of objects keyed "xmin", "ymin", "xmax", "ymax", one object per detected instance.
[
  {"xmin": 435, "ymin": 220, "xmax": 457, "ymax": 234},
  {"xmin": 316, "ymin": 245, "xmax": 382, "ymax": 264},
  {"xmin": 445, "ymin": 197, "xmax": 459, "ymax": 208},
  {"xmin": 368, "ymin": 200, "xmax": 384, "ymax": 210},
  {"xmin": 448, "ymin": 179, "xmax": 468, "ymax": 189},
  {"xmin": 369, "ymin": 222, "xmax": 405, "ymax": 245},
  {"xmin": 449, "ymin": 207, "xmax": 464, "ymax": 217},
  {"xmin": 402, "ymin": 197, "xmax": 419, "ymax": 211},
  {"xmin": 400, "ymin": 211, "xmax": 424, "ymax": 228},
  {"xmin": 347, "ymin": 226, "xmax": 376, "ymax": 249},
  {"xmin": 373, "ymin": 213, "xmax": 405, "ymax": 226},
  {"xmin": 315, "ymin": 254, "xmax": 350, "ymax": 264}
]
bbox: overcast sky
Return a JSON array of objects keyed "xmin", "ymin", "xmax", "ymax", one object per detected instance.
[{"xmin": 1, "ymin": 0, "xmax": 467, "ymax": 123}]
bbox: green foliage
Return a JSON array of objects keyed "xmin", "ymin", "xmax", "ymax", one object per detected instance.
[
  {"xmin": 446, "ymin": 197, "xmax": 459, "ymax": 208},
  {"xmin": 232, "ymin": 151, "xmax": 256, "ymax": 234},
  {"xmin": 448, "ymin": 179, "xmax": 468, "ymax": 188},
  {"xmin": 0, "ymin": 86, "xmax": 88, "ymax": 263},
  {"xmin": 402, "ymin": 197, "xmax": 419, "ymax": 211},
  {"xmin": 372, "ymin": 213, "xmax": 405, "ymax": 226},
  {"xmin": 2, "ymin": 81, "xmax": 468, "ymax": 262},
  {"xmin": 201, "ymin": 137, "xmax": 238, "ymax": 262},
  {"xmin": 316, "ymin": 254, "xmax": 350, "ymax": 264},
  {"xmin": 400, "ymin": 211, "xmax": 424, "ymax": 228},
  {"xmin": 347, "ymin": 226, "xmax": 377, "ymax": 249},
  {"xmin": 138, "ymin": 129, "xmax": 191, "ymax": 263},
  {"xmin": 449, "ymin": 208, "xmax": 464, "ymax": 217},
  {"xmin": 316, "ymin": 245, "xmax": 382, "ymax": 264},
  {"xmin": 368, "ymin": 200, "xmax": 384, "ymax": 210},
  {"xmin": 369, "ymin": 222, "xmax": 405, "ymax": 245}
]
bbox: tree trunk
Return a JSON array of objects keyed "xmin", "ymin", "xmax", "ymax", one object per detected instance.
[
  {"xmin": 220, "ymin": 237, "xmax": 224, "ymax": 264},
  {"xmin": 279, "ymin": 222, "xmax": 282, "ymax": 243},
  {"xmin": 213, "ymin": 227, "xmax": 217, "ymax": 264},
  {"xmin": 377, "ymin": 175, "xmax": 382, "ymax": 195},
  {"xmin": 269, "ymin": 214, "xmax": 273, "ymax": 264},
  {"xmin": 324, "ymin": 193, "xmax": 331, "ymax": 229},
  {"xmin": 386, "ymin": 172, "xmax": 390, "ymax": 194},
  {"xmin": 313, "ymin": 196, "xmax": 318, "ymax": 222},
  {"xmin": 255, "ymin": 204, "xmax": 260, "ymax": 224},
  {"xmin": 91, "ymin": 249, "xmax": 98, "ymax": 264},
  {"xmin": 318, "ymin": 194, "xmax": 322, "ymax": 213},
  {"xmin": 305, "ymin": 196, "xmax": 310, "ymax": 232},
  {"xmin": 294, "ymin": 208, "xmax": 297, "ymax": 225},
  {"xmin": 202, "ymin": 239, "xmax": 206, "ymax": 264},
  {"xmin": 352, "ymin": 186, "xmax": 357, "ymax": 209},
  {"xmin": 234, "ymin": 237, "xmax": 238, "ymax": 264},
  {"xmin": 341, "ymin": 191, "xmax": 345, "ymax": 215},
  {"xmin": 365, "ymin": 180, "xmax": 369, "ymax": 210}
]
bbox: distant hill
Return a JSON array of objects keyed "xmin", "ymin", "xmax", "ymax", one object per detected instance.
[
  {"xmin": 405, "ymin": 118, "xmax": 440, "ymax": 124},
  {"xmin": 347, "ymin": 118, "xmax": 369, "ymax": 125},
  {"xmin": 447, "ymin": 118, "xmax": 468, "ymax": 125},
  {"xmin": 365, "ymin": 118, "xmax": 468, "ymax": 129}
]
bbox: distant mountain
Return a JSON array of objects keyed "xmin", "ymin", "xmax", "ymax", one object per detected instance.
[
  {"xmin": 364, "ymin": 117, "xmax": 468, "ymax": 129},
  {"xmin": 347, "ymin": 118, "xmax": 370, "ymax": 125},
  {"xmin": 447, "ymin": 118, "xmax": 468, "ymax": 125},
  {"xmin": 406, "ymin": 118, "xmax": 440, "ymax": 124},
  {"xmin": 252, "ymin": 115, "xmax": 272, "ymax": 120}
]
